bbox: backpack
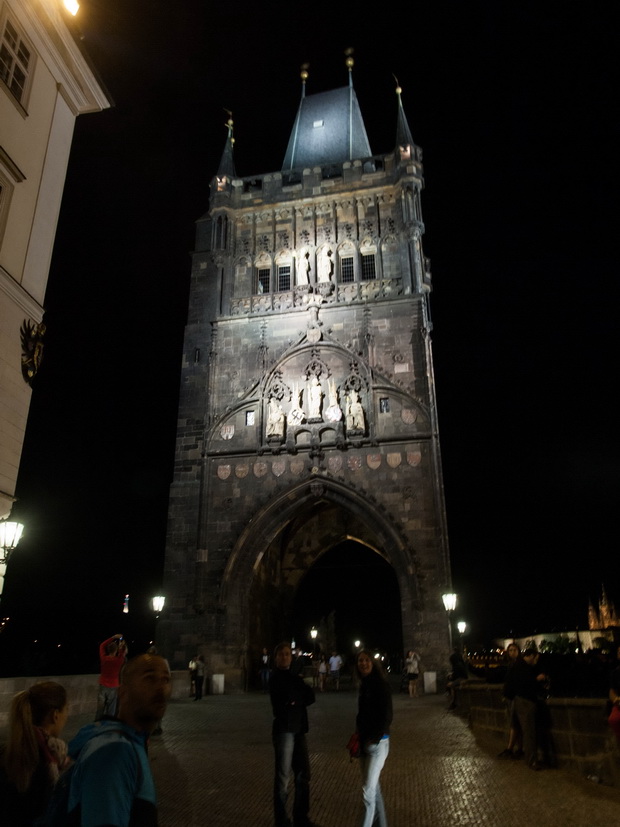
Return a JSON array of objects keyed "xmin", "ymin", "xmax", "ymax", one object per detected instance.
[{"xmin": 36, "ymin": 728, "xmax": 142, "ymax": 826}]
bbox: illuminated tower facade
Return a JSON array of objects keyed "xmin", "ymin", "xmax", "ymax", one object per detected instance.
[{"xmin": 160, "ymin": 64, "xmax": 453, "ymax": 688}]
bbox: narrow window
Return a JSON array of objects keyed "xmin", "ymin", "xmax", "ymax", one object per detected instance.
[
  {"xmin": 277, "ymin": 265, "xmax": 291, "ymax": 292},
  {"xmin": 340, "ymin": 256, "xmax": 354, "ymax": 283},
  {"xmin": 1, "ymin": 17, "xmax": 31, "ymax": 105},
  {"xmin": 256, "ymin": 268, "xmax": 270, "ymax": 294},
  {"xmin": 361, "ymin": 254, "xmax": 376, "ymax": 281}
]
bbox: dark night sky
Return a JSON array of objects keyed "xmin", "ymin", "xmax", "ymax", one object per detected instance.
[{"xmin": 2, "ymin": 1, "xmax": 619, "ymax": 663}]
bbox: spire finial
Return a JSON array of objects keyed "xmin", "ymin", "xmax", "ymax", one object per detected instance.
[
  {"xmin": 224, "ymin": 108, "xmax": 234, "ymax": 145},
  {"xmin": 300, "ymin": 63, "xmax": 309, "ymax": 98},
  {"xmin": 345, "ymin": 47, "xmax": 354, "ymax": 86},
  {"xmin": 393, "ymin": 74, "xmax": 402, "ymax": 96}
]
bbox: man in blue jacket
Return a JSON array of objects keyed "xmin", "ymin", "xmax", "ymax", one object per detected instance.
[{"xmin": 68, "ymin": 652, "xmax": 171, "ymax": 825}]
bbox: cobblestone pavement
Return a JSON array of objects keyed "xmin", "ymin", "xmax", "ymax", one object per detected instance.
[
  {"xmin": 40, "ymin": 686, "xmax": 620, "ymax": 826},
  {"xmin": 146, "ymin": 688, "xmax": 620, "ymax": 826}
]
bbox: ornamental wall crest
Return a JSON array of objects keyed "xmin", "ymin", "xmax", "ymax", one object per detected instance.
[
  {"xmin": 20, "ymin": 319, "xmax": 46, "ymax": 385},
  {"xmin": 235, "ymin": 463, "xmax": 249, "ymax": 478},
  {"xmin": 328, "ymin": 455, "xmax": 343, "ymax": 474},
  {"xmin": 253, "ymin": 461, "xmax": 268, "ymax": 478},
  {"xmin": 290, "ymin": 458, "xmax": 305, "ymax": 476},
  {"xmin": 367, "ymin": 454, "xmax": 382, "ymax": 470},
  {"xmin": 347, "ymin": 456, "xmax": 362, "ymax": 471},
  {"xmin": 387, "ymin": 453, "xmax": 402, "ymax": 468},
  {"xmin": 220, "ymin": 424, "xmax": 235, "ymax": 440},
  {"xmin": 407, "ymin": 452, "xmax": 422, "ymax": 467},
  {"xmin": 272, "ymin": 459, "xmax": 286, "ymax": 477},
  {"xmin": 401, "ymin": 408, "xmax": 417, "ymax": 425},
  {"xmin": 217, "ymin": 464, "xmax": 231, "ymax": 480}
]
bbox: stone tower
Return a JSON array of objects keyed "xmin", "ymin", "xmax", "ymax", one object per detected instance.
[{"xmin": 160, "ymin": 63, "xmax": 453, "ymax": 689}]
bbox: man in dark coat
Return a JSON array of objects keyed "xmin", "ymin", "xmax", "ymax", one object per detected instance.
[
  {"xmin": 503, "ymin": 648, "xmax": 549, "ymax": 770},
  {"xmin": 270, "ymin": 642, "xmax": 315, "ymax": 827}
]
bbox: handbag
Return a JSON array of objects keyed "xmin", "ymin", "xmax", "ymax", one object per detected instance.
[{"xmin": 346, "ymin": 731, "xmax": 361, "ymax": 761}]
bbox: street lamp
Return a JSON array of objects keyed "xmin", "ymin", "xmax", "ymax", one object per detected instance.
[
  {"xmin": 310, "ymin": 626, "xmax": 317, "ymax": 656},
  {"xmin": 457, "ymin": 621, "xmax": 467, "ymax": 657},
  {"xmin": 442, "ymin": 592, "xmax": 457, "ymax": 649},
  {"xmin": 0, "ymin": 520, "xmax": 24, "ymax": 602},
  {"xmin": 0, "ymin": 521, "xmax": 24, "ymax": 564},
  {"xmin": 150, "ymin": 595, "xmax": 165, "ymax": 647}
]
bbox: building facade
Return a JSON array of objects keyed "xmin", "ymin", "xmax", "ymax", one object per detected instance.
[
  {"xmin": 161, "ymin": 66, "xmax": 453, "ymax": 688},
  {"xmin": 0, "ymin": 0, "xmax": 111, "ymax": 532}
]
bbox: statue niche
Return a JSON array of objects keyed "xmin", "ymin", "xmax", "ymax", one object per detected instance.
[
  {"xmin": 345, "ymin": 389, "xmax": 365, "ymax": 435},
  {"xmin": 266, "ymin": 396, "xmax": 285, "ymax": 441},
  {"xmin": 306, "ymin": 375, "xmax": 323, "ymax": 422}
]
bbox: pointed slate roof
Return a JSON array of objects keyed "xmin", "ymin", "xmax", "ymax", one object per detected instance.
[
  {"xmin": 282, "ymin": 73, "xmax": 372, "ymax": 171},
  {"xmin": 395, "ymin": 85, "xmax": 414, "ymax": 149}
]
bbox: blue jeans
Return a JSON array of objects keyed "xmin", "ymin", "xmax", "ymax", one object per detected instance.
[
  {"xmin": 95, "ymin": 685, "xmax": 118, "ymax": 720},
  {"xmin": 360, "ymin": 737, "xmax": 389, "ymax": 827},
  {"xmin": 273, "ymin": 731, "xmax": 310, "ymax": 827}
]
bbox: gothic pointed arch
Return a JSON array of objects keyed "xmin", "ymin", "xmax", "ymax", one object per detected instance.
[{"xmin": 220, "ymin": 474, "xmax": 423, "ymax": 647}]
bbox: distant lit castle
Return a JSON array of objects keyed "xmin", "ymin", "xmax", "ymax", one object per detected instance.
[{"xmin": 588, "ymin": 587, "xmax": 619, "ymax": 630}]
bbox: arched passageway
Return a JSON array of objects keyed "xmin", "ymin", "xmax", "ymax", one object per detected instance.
[{"xmin": 292, "ymin": 540, "xmax": 403, "ymax": 659}]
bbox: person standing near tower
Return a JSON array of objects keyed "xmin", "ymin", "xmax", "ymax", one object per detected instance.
[
  {"xmin": 354, "ymin": 650, "xmax": 392, "ymax": 827},
  {"xmin": 269, "ymin": 641, "xmax": 315, "ymax": 827},
  {"xmin": 95, "ymin": 634, "xmax": 127, "ymax": 721}
]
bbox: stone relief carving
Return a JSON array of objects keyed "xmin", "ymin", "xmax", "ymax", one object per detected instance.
[
  {"xmin": 306, "ymin": 375, "xmax": 323, "ymax": 421},
  {"xmin": 287, "ymin": 385, "xmax": 305, "ymax": 427},
  {"xmin": 266, "ymin": 397, "xmax": 285, "ymax": 439},
  {"xmin": 324, "ymin": 378, "xmax": 343, "ymax": 423},
  {"xmin": 345, "ymin": 389, "xmax": 365, "ymax": 434},
  {"xmin": 317, "ymin": 246, "xmax": 334, "ymax": 282}
]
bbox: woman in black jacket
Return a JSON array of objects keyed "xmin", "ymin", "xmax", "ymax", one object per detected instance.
[{"xmin": 355, "ymin": 651, "xmax": 392, "ymax": 827}]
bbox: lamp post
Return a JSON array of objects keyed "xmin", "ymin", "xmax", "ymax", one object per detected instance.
[
  {"xmin": 150, "ymin": 595, "xmax": 165, "ymax": 647},
  {"xmin": 457, "ymin": 621, "xmax": 467, "ymax": 657},
  {"xmin": 0, "ymin": 520, "xmax": 24, "ymax": 601},
  {"xmin": 442, "ymin": 592, "xmax": 457, "ymax": 650},
  {"xmin": 310, "ymin": 625, "xmax": 317, "ymax": 656}
]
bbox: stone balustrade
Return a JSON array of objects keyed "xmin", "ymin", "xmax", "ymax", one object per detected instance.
[
  {"xmin": 0, "ymin": 671, "xmax": 188, "ymax": 729},
  {"xmin": 454, "ymin": 681, "xmax": 620, "ymax": 786}
]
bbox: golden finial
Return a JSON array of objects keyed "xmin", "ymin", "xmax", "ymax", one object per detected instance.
[
  {"xmin": 301, "ymin": 62, "xmax": 309, "ymax": 82},
  {"xmin": 345, "ymin": 47, "xmax": 354, "ymax": 71}
]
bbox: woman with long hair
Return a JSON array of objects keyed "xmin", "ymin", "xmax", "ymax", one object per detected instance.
[
  {"xmin": 1, "ymin": 681, "xmax": 70, "ymax": 824},
  {"xmin": 354, "ymin": 651, "xmax": 393, "ymax": 827}
]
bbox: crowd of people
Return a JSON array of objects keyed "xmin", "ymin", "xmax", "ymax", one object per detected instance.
[
  {"xmin": 6, "ymin": 635, "xmax": 619, "ymax": 825},
  {"xmin": 0, "ymin": 637, "xmax": 398, "ymax": 827},
  {"xmin": 1, "ymin": 641, "xmax": 171, "ymax": 825},
  {"xmin": 485, "ymin": 642, "xmax": 620, "ymax": 771}
]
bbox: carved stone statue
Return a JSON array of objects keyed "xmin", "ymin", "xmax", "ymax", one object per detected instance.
[
  {"xmin": 317, "ymin": 246, "xmax": 333, "ymax": 282},
  {"xmin": 297, "ymin": 248, "xmax": 311, "ymax": 285},
  {"xmin": 307, "ymin": 375, "xmax": 323, "ymax": 421},
  {"xmin": 346, "ymin": 389, "xmax": 365, "ymax": 433},
  {"xmin": 266, "ymin": 397, "xmax": 285, "ymax": 438},
  {"xmin": 324, "ymin": 378, "xmax": 343, "ymax": 422},
  {"xmin": 288, "ymin": 385, "xmax": 305, "ymax": 427}
]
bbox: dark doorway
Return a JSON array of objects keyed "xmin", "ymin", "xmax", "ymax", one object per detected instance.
[{"xmin": 291, "ymin": 540, "xmax": 403, "ymax": 663}]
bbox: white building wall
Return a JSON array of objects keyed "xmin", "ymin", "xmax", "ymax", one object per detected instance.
[{"xmin": 0, "ymin": 0, "xmax": 111, "ymax": 521}]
